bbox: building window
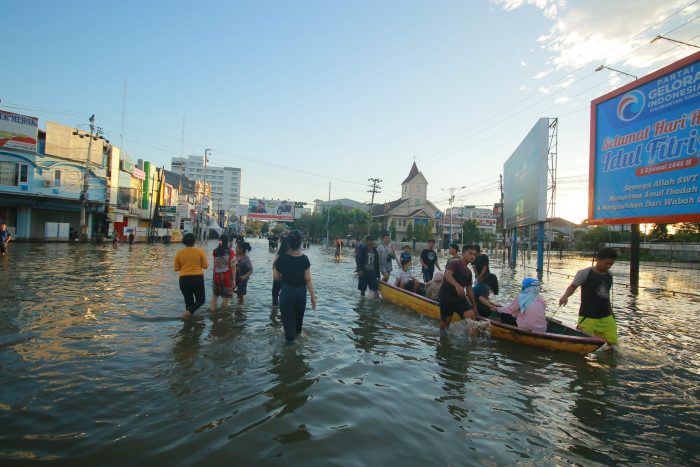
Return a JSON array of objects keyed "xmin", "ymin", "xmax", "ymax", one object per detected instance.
[
  {"xmin": 0, "ymin": 162, "xmax": 28, "ymax": 186},
  {"xmin": 404, "ymin": 186, "xmax": 407, "ymax": 193},
  {"xmin": 54, "ymin": 169, "xmax": 61, "ymax": 187}
]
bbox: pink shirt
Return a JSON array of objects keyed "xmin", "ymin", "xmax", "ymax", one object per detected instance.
[{"xmin": 497, "ymin": 296, "xmax": 547, "ymax": 333}]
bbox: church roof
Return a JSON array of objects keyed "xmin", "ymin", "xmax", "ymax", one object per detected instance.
[
  {"xmin": 401, "ymin": 162, "xmax": 421, "ymax": 184},
  {"xmin": 370, "ymin": 198, "xmax": 407, "ymax": 217}
]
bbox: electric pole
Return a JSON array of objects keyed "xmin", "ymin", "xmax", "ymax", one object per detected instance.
[
  {"xmin": 367, "ymin": 178, "xmax": 382, "ymax": 236},
  {"xmin": 500, "ymin": 174, "xmax": 506, "ymax": 263},
  {"xmin": 443, "ymin": 186, "xmax": 464, "ymax": 247}
]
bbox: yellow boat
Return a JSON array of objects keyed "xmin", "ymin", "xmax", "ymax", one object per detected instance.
[{"xmin": 378, "ymin": 281, "xmax": 605, "ymax": 355}]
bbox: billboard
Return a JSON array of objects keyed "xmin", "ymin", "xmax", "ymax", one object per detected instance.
[
  {"xmin": 590, "ymin": 51, "xmax": 700, "ymax": 224},
  {"xmin": 0, "ymin": 110, "xmax": 38, "ymax": 152},
  {"xmin": 503, "ymin": 118, "xmax": 549, "ymax": 229},
  {"xmin": 247, "ymin": 199, "xmax": 294, "ymax": 221},
  {"xmin": 45, "ymin": 121, "xmax": 104, "ymax": 165}
]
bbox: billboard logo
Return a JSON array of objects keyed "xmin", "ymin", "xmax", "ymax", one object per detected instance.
[{"xmin": 617, "ymin": 90, "xmax": 645, "ymax": 122}]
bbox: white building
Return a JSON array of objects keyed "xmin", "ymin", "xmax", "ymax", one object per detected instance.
[{"xmin": 171, "ymin": 155, "xmax": 241, "ymax": 215}]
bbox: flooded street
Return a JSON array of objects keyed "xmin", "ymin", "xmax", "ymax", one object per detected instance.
[{"xmin": 0, "ymin": 239, "xmax": 699, "ymax": 465}]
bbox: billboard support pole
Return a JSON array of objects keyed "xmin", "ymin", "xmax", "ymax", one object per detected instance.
[
  {"xmin": 510, "ymin": 228, "xmax": 518, "ymax": 267},
  {"xmin": 630, "ymin": 224, "xmax": 640, "ymax": 294},
  {"xmin": 537, "ymin": 222, "xmax": 545, "ymax": 279}
]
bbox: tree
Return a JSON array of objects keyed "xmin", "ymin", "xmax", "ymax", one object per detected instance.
[
  {"xmin": 389, "ymin": 220, "xmax": 396, "ymax": 241},
  {"xmin": 406, "ymin": 223, "xmax": 414, "ymax": 241},
  {"xmin": 462, "ymin": 220, "xmax": 481, "ymax": 245},
  {"xmin": 650, "ymin": 223, "xmax": 670, "ymax": 241}
]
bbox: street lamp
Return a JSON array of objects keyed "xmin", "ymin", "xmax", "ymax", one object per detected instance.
[
  {"xmin": 651, "ymin": 35, "xmax": 700, "ymax": 49},
  {"xmin": 595, "ymin": 64, "xmax": 638, "ymax": 80},
  {"xmin": 444, "ymin": 186, "xmax": 465, "ymax": 247},
  {"xmin": 73, "ymin": 114, "xmax": 109, "ymax": 242}
]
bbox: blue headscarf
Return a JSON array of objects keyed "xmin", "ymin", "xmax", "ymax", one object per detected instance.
[{"xmin": 518, "ymin": 278, "xmax": 540, "ymax": 313}]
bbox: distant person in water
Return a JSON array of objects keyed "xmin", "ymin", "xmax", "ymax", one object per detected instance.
[
  {"xmin": 335, "ymin": 237, "xmax": 342, "ymax": 259},
  {"xmin": 235, "ymin": 241, "xmax": 253, "ymax": 304},
  {"xmin": 559, "ymin": 247, "xmax": 618, "ymax": 350},
  {"xmin": 272, "ymin": 235, "xmax": 290, "ymax": 306},
  {"xmin": 497, "ymin": 278, "xmax": 547, "ymax": 333},
  {"xmin": 444, "ymin": 243, "xmax": 460, "ymax": 268},
  {"xmin": 356, "ymin": 235, "xmax": 380, "ymax": 297},
  {"xmin": 420, "ymin": 239, "xmax": 441, "ymax": 283},
  {"xmin": 377, "ymin": 232, "xmax": 397, "ymax": 282},
  {"xmin": 174, "ymin": 233, "xmax": 209, "ymax": 318},
  {"xmin": 128, "ymin": 230, "xmax": 135, "ymax": 245},
  {"xmin": 274, "ymin": 230, "xmax": 317, "ymax": 343},
  {"xmin": 0, "ymin": 223, "xmax": 11, "ymax": 256},
  {"xmin": 210, "ymin": 235, "xmax": 237, "ymax": 310}
]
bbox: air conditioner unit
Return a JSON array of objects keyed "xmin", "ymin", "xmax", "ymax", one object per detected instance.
[{"xmin": 43, "ymin": 180, "xmax": 53, "ymax": 187}]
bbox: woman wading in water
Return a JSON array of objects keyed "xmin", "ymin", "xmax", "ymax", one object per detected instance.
[{"xmin": 273, "ymin": 230, "xmax": 316, "ymax": 343}]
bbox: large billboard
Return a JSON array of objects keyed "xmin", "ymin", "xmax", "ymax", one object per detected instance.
[
  {"xmin": 590, "ymin": 51, "xmax": 700, "ymax": 224},
  {"xmin": 247, "ymin": 199, "xmax": 294, "ymax": 221},
  {"xmin": 45, "ymin": 121, "xmax": 104, "ymax": 165},
  {"xmin": 503, "ymin": 118, "xmax": 549, "ymax": 229},
  {"xmin": 0, "ymin": 110, "xmax": 38, "ymax": 152}
]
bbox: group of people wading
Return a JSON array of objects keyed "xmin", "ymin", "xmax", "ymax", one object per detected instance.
[
  {"xmin": 355, "ymin": 233, "xmax": 619, "ymax": 349},
  {"xmin": 174, "ymin": 230, "xmax": 316, "ymax": 344}
]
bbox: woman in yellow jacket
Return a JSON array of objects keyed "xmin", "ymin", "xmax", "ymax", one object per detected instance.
[{"xmin": 174, "ymin": 233, "xmax": 209, "ymax": 318}]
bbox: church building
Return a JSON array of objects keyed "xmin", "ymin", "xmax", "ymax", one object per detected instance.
[{"xmin": 371, "ymin": 162, "xmax": 442, "ymax": 241}]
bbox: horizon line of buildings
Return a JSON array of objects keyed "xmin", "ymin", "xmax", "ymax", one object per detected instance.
[{"xmin": 0, "ymin": 109, "xmax": 243, "ymax": 241}]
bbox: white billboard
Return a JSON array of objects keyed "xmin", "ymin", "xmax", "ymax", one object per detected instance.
[
  {"xmin": 0, "ymin": 110, "xmax": 38, "ymax": 152},
  {"xmin": 503, "ymin": 118, "xmax": 549, "ymax": 229},
  {"xmin": 248, "ymin": 199, "xmax": 294, "ymax": 221}
]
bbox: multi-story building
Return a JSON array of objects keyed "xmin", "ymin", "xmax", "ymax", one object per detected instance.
[{"xmin": 171, "ymin": 155, "xmax": 241, "ymax": 217}]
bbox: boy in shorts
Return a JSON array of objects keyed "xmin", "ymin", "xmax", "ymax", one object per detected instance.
[
  {"xmin": 559, "ymin": 247, "xmax": 618, "ymax": 350},
  {"xmin": 438, "ymin": 244, "xmax": 477, "ymax": 332}
]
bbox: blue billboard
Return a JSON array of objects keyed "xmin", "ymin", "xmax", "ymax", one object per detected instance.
[{"xmin": 590, "ymin": 51, "xmax": 700, "ymax": 224}]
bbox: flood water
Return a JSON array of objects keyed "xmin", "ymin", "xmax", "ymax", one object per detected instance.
[{"xmin": 0, "ymin": 239, "xmax": 698, "ymax": 465}]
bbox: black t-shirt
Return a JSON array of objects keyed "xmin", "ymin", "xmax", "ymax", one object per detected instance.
[
  {"xmin": 276, "ymin": 253, "xmax": 311, "ymax": 287},
  {"xmin": 438, "ymin": 259, "xmax": 472, "ymax": 302},
  {"xmin": 420, "ymin": 248, "xmax": 438, "ymax": 271}
]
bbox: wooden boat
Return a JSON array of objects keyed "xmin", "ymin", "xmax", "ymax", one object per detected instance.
[{"xmin": 378, "ymin": 281, "xmax": 605, "ymax": 355}]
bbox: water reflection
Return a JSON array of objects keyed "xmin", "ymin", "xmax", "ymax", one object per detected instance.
[
  {"xmin": 434, "ymin": 336, "xmax": 471, "ymax": 422},
  {"xmin": 264, "ymin": 348, "xmax": 315, "ymax": 444},
  {"xmin": 350, "ymin": 299, "xmax": 386, "ymax": 354}
]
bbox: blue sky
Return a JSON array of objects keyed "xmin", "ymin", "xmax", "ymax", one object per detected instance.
[{"xmin": 4, "ymin": 0, "xmax": 700, "ymax": 222}]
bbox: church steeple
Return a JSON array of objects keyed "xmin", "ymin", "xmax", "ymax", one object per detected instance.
[
  {"xmin": 400, "ymin": 162, "xmax": 428, "ymax": 201},
  {"xmin": 402, "ymin": 162, "xmax": 420, "ymax": 184}
]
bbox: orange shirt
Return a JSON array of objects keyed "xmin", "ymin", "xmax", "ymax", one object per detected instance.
[{"xmin": 174, "ymin": 246, "xmax": 209, "ymax": 277}]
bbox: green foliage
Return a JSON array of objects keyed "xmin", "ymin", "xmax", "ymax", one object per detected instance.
[
  {"xmin": 673, "ymin": 222, "xmax": 700, "ymax": 242},
  {"xmin": 389, "ymin": 220, "xmax": 396, "ymax": 241},
  {"xmin": 574, "ymin": 226, "xmax": 630, "ymax": 252},
  {"xmin": 650, "ymin": 223, "xmax": 670, "ymax": 241},
  {"xmin": 462, "ymin": 220, "xmax": 481, "ymax": 245},
  {"xmin": 290, "ymin": 206, "xmax": 372, "ymax": 241},
  {"xmin": 406, "ymin": 223, "xmax": 414, "ymax": 240}
]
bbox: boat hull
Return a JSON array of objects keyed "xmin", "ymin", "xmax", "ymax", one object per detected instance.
[{"xmin": 378, "ymin": 281, "xmax": 605, "ymax": 355}]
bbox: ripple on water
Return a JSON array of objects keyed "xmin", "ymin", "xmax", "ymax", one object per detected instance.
[{"xmin": 0, "ymin": 241, "xmax": 699, "ymax": 465}]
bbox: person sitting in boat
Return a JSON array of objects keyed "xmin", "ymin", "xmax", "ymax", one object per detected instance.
[
  {"xmin": 472, "ymin": 273, "xmax": 518, "ymax": 325},
  {"xmin": 396, "ymin": 257, "xmax": 421, "ymax": 293},
  {"xmin": 496, "ymin": 278, "xmax": 547, "ymax": 333},
  {"xmin": 425, "ymin": 270, "xmax": 443, "ymax": 300}
]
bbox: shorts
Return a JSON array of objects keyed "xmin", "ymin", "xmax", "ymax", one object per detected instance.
[
  {"xmin": 236, "ymin": 279, "xmax": 249, "ymax": 297},
  {"xmin": 439, "ymin": 297, "xmax": 471, "ymax": 320},
  {"xmin": 577, "ymin": 315, "xmax": 618, "ymax": 345}
]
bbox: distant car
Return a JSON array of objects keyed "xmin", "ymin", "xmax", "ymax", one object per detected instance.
[{"xmin": 277, "ymin": 202, "xmax": 292, "ymax": 215}]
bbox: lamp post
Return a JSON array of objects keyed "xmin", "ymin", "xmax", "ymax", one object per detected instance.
[
  {"xmin": 444, "ymin": 186, "xmax": 465, "ymax": 247},
  {"xmin": 73, "ymin": 114, "xmax": 108, "ymax": 242},
  {"xmin": 651, "ymin": 35, "xmax": 700, "ymax": 49},
  {"xmin": 595, "ymin": 64, "xmax": 637, "ymax": 80}
]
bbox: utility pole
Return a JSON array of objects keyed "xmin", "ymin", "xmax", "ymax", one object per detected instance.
[
  {"xmin": 75, "ymin": 114, "xmax": 97, "ymax": 242},
  {"xmin": 367, "ymin": 178, "xmax": 382, "ymax": 236},
  {"xmin": 202, "ymin": 148, "xmax": 211, "ymax": 241},
  {"xmin": 443, "ymin": 186, "xmax": 464, "ymax": 247},
  {"xmin": 500, "ymin": 174, "xmax": 506, "ymax": 263},
  {"xmin": 326, "ymin": 182, "xmax": 331, "ymax": 247}
]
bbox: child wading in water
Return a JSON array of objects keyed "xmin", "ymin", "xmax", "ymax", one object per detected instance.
[
  {"xmin": 235, "ymin": 242, "xmax": 253, "ymax": 304},
  {"xmin": 210, "ymin": 235, "xmax": 236, "ymax": 310},
  {"xmin": 559, "ymin": 247, "xmax": 619, "ymax": 350}
]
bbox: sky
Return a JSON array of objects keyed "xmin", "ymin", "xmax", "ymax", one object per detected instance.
[{"xmin": 4, "ymin": 0, "xmax": 700, "ymax": 223}]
